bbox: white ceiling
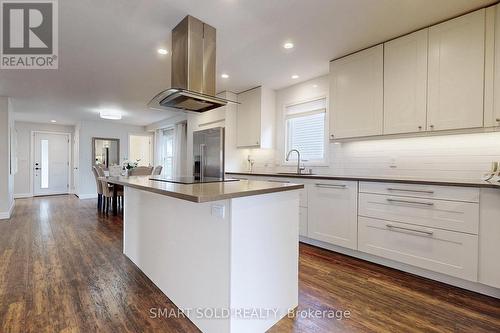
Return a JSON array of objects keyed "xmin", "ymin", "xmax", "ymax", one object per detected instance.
[{"xmin": 2, "ymin": 0, "xmax": 497, "ymax": 126}]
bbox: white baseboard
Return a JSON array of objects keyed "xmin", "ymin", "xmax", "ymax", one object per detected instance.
[
  {"xmin": 14, "ymin": 193, "xmax": 32, "ymax": 199},
  {"xmin": 299, "ymin": 236, "xmax": 500, "ymax": 299},
  {"xmin": 0, "ymin": 200, "xmax": 15, "ymax": 220},
  {"xmin": 77, "ymin": 193, "xmax": 98, "ymax": 200}
]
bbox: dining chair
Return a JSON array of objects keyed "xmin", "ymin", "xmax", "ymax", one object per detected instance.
[
  {"xmin": 95, "ymin": 166, "xmax": 123, "ymax": 214},
  {"xmin": 152, "ymin": 166, "xmax": 163, "ymax": 176},
  {"xmin": 92, "ymin": 166, "xmax": 103, "ymax": 210},
  {"xmin": 129, "ymin": 166, "xmax": 154, "ymax": 176},
  {"xmin": 108, "ymin": 165, "xmax": 122, "ymax": 177}
]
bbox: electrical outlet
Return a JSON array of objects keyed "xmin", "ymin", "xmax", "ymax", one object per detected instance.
[
  {"xmin": 211, "ymin": 205, "xmax": 225, "ymax": 218},
  {"xmin": 389, "ymin": 157, "xmax": 397, "ymax": 169}
]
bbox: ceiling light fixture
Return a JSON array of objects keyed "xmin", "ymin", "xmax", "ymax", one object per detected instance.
[
  {"xmin": 50, "ymin": 120, "xmax": 57, "ymax": 123},
  {"xmin": 221, "ymin": 73, "xmax": 229, "ymax": 79},
  {"xmin": 157, "ymin": 48, "xmax": 168, "ymax": 55},
  {"xmin": 283, "ymin": 42, "xmax": 294, "ymax": 49},
  {"xmin": 99, "ymin": 109, "xmax": 122, "ymax": 120},
  {"xmin": 291, "ymin": 74, "xmax": 299, "ymax": 79},
  {"xmin": 312, "ymin": 84, "xmax": 318, "ymax": 88}
]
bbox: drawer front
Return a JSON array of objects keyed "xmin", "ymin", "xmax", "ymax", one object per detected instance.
[
  {"xmin": 359, "ymin": 193, "xmax": 479, "ymax": 234},
  {"xmin": 308, "ymin": 180, "xmax": 358, "ymax": 249},
  {"xmin": 266, "ymin": 177, "xmax": 308, "ymax": 207},
  {"xmin": 360, "ymin": 182, "xmax": 479, "ymax": 203},
  {"xmin": 358, "ymin": 217, "xmax": 478, "ymax": 281},
  {"xmin": 299, "ymin": 207, "xmax": 308, "ymax": 237}
]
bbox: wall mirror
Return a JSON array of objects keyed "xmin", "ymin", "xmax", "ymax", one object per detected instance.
[{"xmin": 92, "ymin": 137, "xmax": 120, "ymax": 169}]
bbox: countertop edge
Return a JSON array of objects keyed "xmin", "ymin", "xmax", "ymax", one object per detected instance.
[
  {"xmin": 226, "ymin": 172, "xmax": 500, "ymax": 189},
  {"xmin": 103, "ymin": 178, "xmax": 304, "ymax": 202},
  {"xmin": 104, "ymin": 178, "xmax": 202, "ymax": 202}
]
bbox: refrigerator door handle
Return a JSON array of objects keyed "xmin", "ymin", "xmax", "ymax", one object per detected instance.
[{"xmin": 200, "ymin": 144, "xmax": 207, "ymax": 179}]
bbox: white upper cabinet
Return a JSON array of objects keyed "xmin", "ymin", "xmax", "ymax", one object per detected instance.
[
  {"xmin": 329, "ymin": 45, "xmax": 383, "ymax": 139},
  {"xmin": 236, "ymin": 86, "xmax": 275, "ymax": 148},
  {"xmin": 427, "ymin": 9, "xmax": 485, "ymax": 131},
  {"xmin": 493, "ymin": 5, "xmax": 500, "ymax": 127},
  {"xmin": 384, "ymin": 29, "xmax": 428, "ymax": 134}
]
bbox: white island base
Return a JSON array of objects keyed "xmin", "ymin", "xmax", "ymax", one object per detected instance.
[{"xmin": 123, "ymin": 186, "xmax": 300, "ymax": 333}]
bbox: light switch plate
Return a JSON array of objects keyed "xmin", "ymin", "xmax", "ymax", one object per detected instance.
[{"xmin": 211, "ymin": 204, "xmax": 225, "ymax": 218}]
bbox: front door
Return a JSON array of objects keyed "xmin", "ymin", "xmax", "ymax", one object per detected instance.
[{"xmin": 33, "ymin": 132, "xmax": 70, "ymax": 196}]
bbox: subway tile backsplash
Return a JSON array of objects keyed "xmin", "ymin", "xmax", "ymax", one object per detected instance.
[{"xmin": 233, "ymin": 132, "xmax": 500, "ymax": 181}]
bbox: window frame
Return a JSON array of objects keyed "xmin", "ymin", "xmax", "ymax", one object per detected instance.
[{"xmin": 282, "ymin": 96, "xmax": 329, "ymax": 167}]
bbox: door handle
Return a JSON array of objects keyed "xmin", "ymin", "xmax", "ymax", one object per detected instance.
[
  {"xmin": 315, "ymin": 183, "xmax": 347, "ymax": 189},
  {"xmin": 387, "ymin": 188, "xmax": 434, "ymax": 194},
  {"xmin": 386, "ymin": 224, "xmax": 434, "ymax": 236},
  {"xmin": 386, "ymin": 198, "xmax": 434, "ymax": 206}
]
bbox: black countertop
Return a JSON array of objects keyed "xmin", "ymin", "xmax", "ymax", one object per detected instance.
[{"xmin": 226, "ymin": 172, "xmax": 500, "ymax": 189}]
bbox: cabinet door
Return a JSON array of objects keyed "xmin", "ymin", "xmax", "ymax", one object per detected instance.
[
  {"xmin": 358, "ymin": 217, "xmax": 478, "ymax": 281},
  {"xmin": 330, "ymin": 45, "xmax": 383, "ymax": 139},
  {"xmin": 299, "ymin": 207, "xmax": 308, "ymax": 237},
  {"xmin": 479, "ymin": 189, "xmax": 500, "ymax": 289},
  {"xmin": 236, "ymin": 87, "xmax": 261, "ymax": 147},
  {"xmin": 428, "ymin": 9, "xmax": 485, "ymax": 131},
  {"xmin": 308, "ymin": 181, "xmax": 358, "ymax": 249},
  {"xmin": 494, "ymin": 5, "xmax": 500, "ymax": 127},
  {"xmin": 384, "ymin": 30, "xmax": 428, "ymax": 134}
]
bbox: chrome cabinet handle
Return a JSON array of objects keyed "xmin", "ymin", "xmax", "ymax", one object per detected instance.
[
  {"xmin": 387, "ymin": 198, "xmax": 434, "ymax": 206},
  {"xmin": 386, "ymin": 224, "xmax": 434, "ymax": 236},
  {"xmin": 387, "ymin": 188, "xmax": 434, "ymax": 194},
  {"xmin": 315, "ymin": 183, "xmax": 347, "ymax": 189}
]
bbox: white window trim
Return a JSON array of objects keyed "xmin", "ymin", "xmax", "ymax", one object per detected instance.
[{"xmin": 281, "ymin": 96, "xmax": 329, "ymax": 167}]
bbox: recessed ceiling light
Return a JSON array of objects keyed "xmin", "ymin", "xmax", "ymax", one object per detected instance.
[
  {"xmin": 221, "ymin": 73, "xmax": 229, "ymax": 79},
  {"xmin": 283, "ymin": 42, "xmax": 294, "ymax": 49},
  {"xmin": 157, "ymin": 48, "xmax": 168, "ymax": 55},
  {"xmin": 100, "ymin": 109, "xmax": 122, "ymax": 120},
  {"xmin": 50, "ymin": 120, "xmax": 57, "ymax": 123},
  {"xmin": 291, "ymin": 74, "xmax": 299, "ymax": 79},
  {"xmin": 312, "ymin": 84, "xmax": 318, "ymax": 88}
]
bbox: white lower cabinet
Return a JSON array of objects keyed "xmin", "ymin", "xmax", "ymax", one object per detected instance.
[
  {"xmin": 307, "ymin": 181, "xmax": 358, "ymax": 250},
  {"xmin": 358, "ymin": 216, "xmax": 479, "ymax": 281},
  {"xmin": 358, "ymin": 193, "xmax": 479, "ymax": 234},
  {"xmin": 299, "ymin": 207, "xmax": 308, "ymax": 237},
  {"xmin": 479, "ymin": 189, "xmax": 500, "ymax": 289}
]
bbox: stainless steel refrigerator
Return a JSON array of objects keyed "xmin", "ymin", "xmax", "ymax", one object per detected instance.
[{"xmin": 193, "ymin": 127, "xmax": 225, "ymax": 179}]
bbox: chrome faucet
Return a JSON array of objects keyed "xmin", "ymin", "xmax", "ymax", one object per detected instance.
[{"xmin": 286, "ymin": 149, "xmax": 305, "ymax": 174}]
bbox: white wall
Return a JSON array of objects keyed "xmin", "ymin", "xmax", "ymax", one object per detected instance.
[
  {"xmin": 231, "ymin": 75, "xmax": 500, "ymax": 181},
  {"xmin": 0, "ymin": 97, "xmax": 14, "ymax": 219},
  {"xmin": 77, "ymin": 120, "xmax": 147, "ymax": 198},
  {"xmin": 14, "ymin": 122, "xmax": 75, "ymax": 197}
]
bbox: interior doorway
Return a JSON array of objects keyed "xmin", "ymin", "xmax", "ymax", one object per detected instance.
[{"xmin": 128, "ymin": 134, "xmax": 153, "ymax": 166}]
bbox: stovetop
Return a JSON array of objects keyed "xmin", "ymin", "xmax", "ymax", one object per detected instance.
[{"xmin": 149, "ymin": 176, "xmax": 240, "ymax": 185}]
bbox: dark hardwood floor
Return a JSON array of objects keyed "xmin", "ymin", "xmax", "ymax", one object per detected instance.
[{"xmin": 0, "ymin": 195, "xmax": 499, "ymax": 333}]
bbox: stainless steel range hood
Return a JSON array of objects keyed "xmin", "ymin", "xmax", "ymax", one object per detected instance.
[{"xmin": 148, "ymin": 15, "xmax": 234, "ymax": 113}]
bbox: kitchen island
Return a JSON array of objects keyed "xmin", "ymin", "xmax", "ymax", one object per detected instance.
[{"xmin": 104, "ymin": 176, "xmax": 304, "ymax": 333}]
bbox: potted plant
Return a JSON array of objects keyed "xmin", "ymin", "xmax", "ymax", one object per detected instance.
[{"xmin": 122, "ymin": 159, "xmax": 139, "ymax": 176}]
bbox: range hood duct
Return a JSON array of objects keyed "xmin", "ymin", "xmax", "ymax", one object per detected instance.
[{"xmin": 148, "ymin": 15, "xmax": 234, "ymax": 113}]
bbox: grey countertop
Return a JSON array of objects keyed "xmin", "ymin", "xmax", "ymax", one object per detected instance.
[
  {"xmin": 226, "ymin": 172, "xmax": 500, "ymax": 189},
  {"xmin": 102, "ymin": 176, "xmax": 304, "ymax": 203}
]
